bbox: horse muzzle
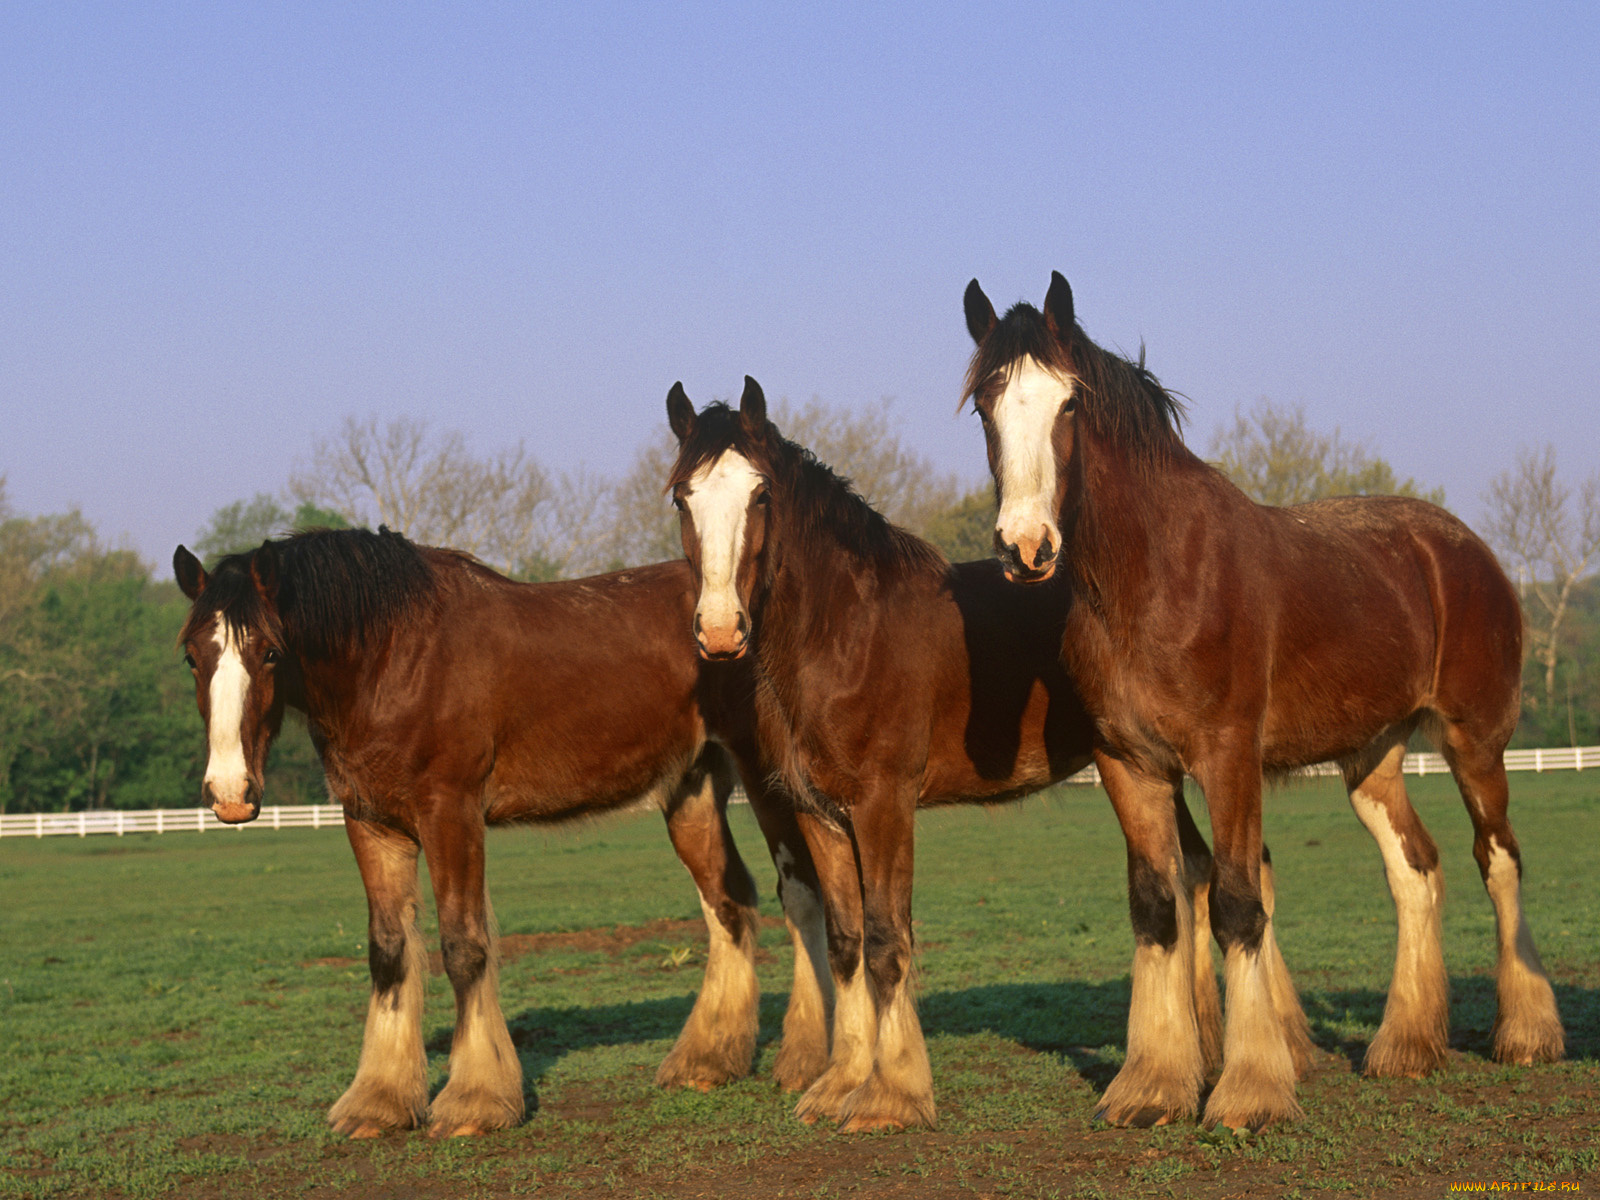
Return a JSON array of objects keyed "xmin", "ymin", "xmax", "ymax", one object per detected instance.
[
  {"xmin": 996, "ymin": 531, "xmax": 1059, "ymax": 585},
  {"xmin": 1002, "ymin": 560, "xmax": 1058, "ymax": 584},
  {"xmin": 693, "ymin": 610, "xmax": 750, "ymax": 660},
  {"xmin": 204, "ymin": 778, "xmax": 262, "ymax": 824}
]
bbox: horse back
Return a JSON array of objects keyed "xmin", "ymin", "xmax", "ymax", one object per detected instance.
[{"xmin": 1252, "ymin": 494, "xmax": 1521, "ymax": 765}]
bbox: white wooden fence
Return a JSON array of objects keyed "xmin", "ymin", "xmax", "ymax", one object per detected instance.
[
  {"xmin": 1044, "ymin": 745, "xmax": 1598, "ymax": 788},
  {"xmin": 0, "ymin": 803, "xmax": 343, "ymax": 839},
  {"xmin": 3, "ymin": 746, "xmax": 1596, "ymax": 839}
]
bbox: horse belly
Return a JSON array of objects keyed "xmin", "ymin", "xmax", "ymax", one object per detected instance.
[
  {"xmin": 1260, "ymin": 621, "xmax": 1431, "ymax": 768},
  {"xmin": 920, "ymin": 674, "xmax": 1091, "ymax": 802},
  {"xmin": 478, "ymin": 674, "xmax": 706, "ymax": 824},
  {"xmin": 481, "ymin": 735, "xmax": 702, "ymax": 824}
]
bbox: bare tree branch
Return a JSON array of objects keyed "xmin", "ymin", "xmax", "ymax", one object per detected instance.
[
  {"xmin": 1483, "ymin": 445, "xmax": 1600, "ymax": 707},
  {"xmin": 597, "ymin": 395, "xmax": 966, "ymax": 571},
  {"xmin": 1208, "ymin": 399, "xmax": 1444, "ymax": 507},
  {"xmin": 288, "ymin": 415, "xmax": 576, "ymax": 576}
]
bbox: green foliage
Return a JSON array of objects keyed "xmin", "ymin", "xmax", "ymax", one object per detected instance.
[
  {"xmin": 192, "ymin": 496, "xmax": 354, "ymax": 568},
  {"xmin": 191, "ymin": 493, "xmax": 291, "ymax": 566},
  {"xmin": 0, "ymin": 501, "xmax": 197, "ymax": 813},
  {"xmin": 0, "ymin": 498, "xmax": 333, "ymax": 813},
  {"xmin": 1, "ymin": 776, "xmax": 1595, "ymax": 1197},
  {"xmin": 290, "ymin": 500, "xmax": 353, "ymax": 533},
  {"xmin": 2, "ymin": 558, "xmax": 198, "ymax": 813},
  {"xmin": 921, "ymin": 485, "xmax": 997, "ymax": 563},
  {"xmin": 1209, "ymin": 399, "xmax": 1445, "ymax": 508}
]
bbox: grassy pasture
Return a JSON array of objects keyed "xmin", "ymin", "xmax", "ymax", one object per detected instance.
[{"xmin": 2, "ymin": 772, "xmax": 1596, "ymax": 1198}]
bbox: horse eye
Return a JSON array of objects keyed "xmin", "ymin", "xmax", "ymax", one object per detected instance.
[
  {"xmin": 263, "ymin": 648, "xmax": 282, "ymax": 665},
  {"xmin": 1060, "ymin": 396, "xmax": 1076, "ymax": 415},
  {"xmin": 183, "ymin": 653, "xmax": 196, "ymax": 670},
  {"xmin": 753, "ymin": 489, "xmax": 770, "ymax": 507},
  {"xmin": 671, "ymin": 495, "xmax": 685, "ymax": 511}
]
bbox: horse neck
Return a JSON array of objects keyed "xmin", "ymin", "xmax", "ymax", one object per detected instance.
[
  {"xmin": 758, "ymin": 505, "xmax": 895, "ymax": 681},
  {"xmin": 284, "ymin": 629, "xmax": 393, "ymax": 736},
  {"xmin": 1065, "ymin": 429, "xmax": 1209, "ymax": 630}
]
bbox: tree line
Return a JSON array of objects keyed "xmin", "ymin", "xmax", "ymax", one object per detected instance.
[{"xmin": 1, "ymin": 399, "xmax": 1595, "ymax": 812}]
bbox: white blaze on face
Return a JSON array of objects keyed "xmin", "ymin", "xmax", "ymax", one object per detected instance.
[
  {"xmin": 992, "ymin": 356, "xmax": 1070, "ymax": 564},
  {"xmin": 203, "ymin": 614, "xmax": 252, "ymax": 807},
  {"xmin": 684, "ymin": 450, "xmax": 763, "ymax": 648}
]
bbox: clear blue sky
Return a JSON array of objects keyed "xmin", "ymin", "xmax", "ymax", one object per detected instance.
[{"xmin": 3, "ymin": 2, "xmax": 1596, "ymax": 568}]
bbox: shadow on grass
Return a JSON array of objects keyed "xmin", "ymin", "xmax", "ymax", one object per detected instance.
[
  {"xmin": 440, "ymin": 975, "xmax": 1597, "ymax": 1112},
  {"xmin": 927, "ymin": 976, "xmax": 1600, "ymax": 1081},
  {"xmin": 1304, "ymin": 976, "xmax": 1599, "ymax": 1069}
]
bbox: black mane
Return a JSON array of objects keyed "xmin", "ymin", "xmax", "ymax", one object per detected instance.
[
  {"xmin": 670, "ymin": 403, "xmax": 946, "ymax": 578},
  {"xmin": 181, "ymin": 527, "xmax": 437, "ymax": 659},
  {"xmin": 964, "ymin": 301, "xmax": 1188, "ymax": 462}
]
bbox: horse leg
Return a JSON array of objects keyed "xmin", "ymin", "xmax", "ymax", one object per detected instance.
[
  {"xmin": 1340, "ymin": 739, "xmax": 1449, "ymax": 1077},
  {"xmin": 422, "ymin": 812, "xmax": 523, "ymax": 1137},
  {"xmin": 1174, "ymin": 785, "xmax": 1223, "ymax": 1077},
  {"xmin": 327, "ymin": 817, "xmax": 430, "ymax": 1137},
  {"xmin": 1196, "ymin": 741, "xmax": 1302, "ymax": 1131},
  {"xmin": 1258, "ymin": 846, "xmax": 1316, "ymax": 1079},
  {"xmin": 793, "ymin": 810, "xmax": 878, "ymax": 1125},
  {"xmin": 837, "ymin": 791, "xmax": 935, "ymax": 1132},
  {"xmin": 655, "ymin": 751, "xmax": 762, "ymax": 1090},
  {"xmin": 741, "ymin": 776, "xmax": 834, "ymax": 1091},
  {"xmin": 1095, "ymin": 756, "xmax": 1203, "ymax": 1126},
  {"xmin": 1438, "ymin": 726, "xmax": 1564, "ymax": 1065},
  {"xmin": 1178, "ymin": 785, "xmax": 1306, "ymax": 1079}
]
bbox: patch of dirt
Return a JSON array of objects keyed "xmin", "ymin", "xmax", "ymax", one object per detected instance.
[
  {"xmin": 63, "ymin": 920, "xmax": 1598, "ymax": 1200},
  {"xmin": 112, "ymin": 1056, "xmax": 1598, "ymax": 1200}
]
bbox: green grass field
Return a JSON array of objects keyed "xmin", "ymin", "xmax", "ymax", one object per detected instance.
[{"xmin": 3, "ymin": 772, "xmax": 1596, "ymax": 1198}]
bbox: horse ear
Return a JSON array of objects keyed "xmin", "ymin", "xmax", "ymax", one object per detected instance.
[
  {"xmin": 173, "ymin": 545, "xmax": 207, "ymax": 600},
  {"xmin": 666, "ymin": 382, "xmax": 696, "ymax": 442},
  {"xmin": 739, "ymin": 376, "xmax": 768, "ymax": 434},
  {"xmin": 251, "ymin": 541, "xmax": 280, "ymax": 603},
  {"xmin": 1043, "ymin": 271, "xmax": 1075, "ymax": 336},
  {"xmin": 964, "ymin": 279, "xmax": 997, "ymax": 344}
]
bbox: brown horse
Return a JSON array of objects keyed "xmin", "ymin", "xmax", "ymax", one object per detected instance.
[
  {"xmin": 961, "ymin": 271, "xmax": 1564, "ymax": 1129},
  {"xmin": 665, "ymin": 378, "xmax": 1230, "ymax": 1132},
  {"xmin": 173, "ymin": 529, "xmax": 835, "ymax": 1137}
]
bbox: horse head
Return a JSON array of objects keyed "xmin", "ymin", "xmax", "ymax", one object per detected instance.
[
  {"xmin": 173, "ymin": 542, "xmax": 292, "ymax": 823},
  {"xmin": 961, "ymin": 271, "xmax": 1082, "ymax": 583},
  {"xmin": 666, "ymin": 376, "xmax": 775, "ymax": 661}
]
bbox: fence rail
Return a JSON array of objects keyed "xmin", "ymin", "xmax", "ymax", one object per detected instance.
[
  {"xmin": 0, "ymin": 803, "xmax": 343, "ymax": 839},
  {"xmin": 5, "ymin": 746, "xmax": 1596, "ymax": 839}
]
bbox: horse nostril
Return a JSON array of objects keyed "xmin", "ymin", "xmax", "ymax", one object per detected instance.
[
  {"xmin": 1035, "ymin": 538, "xmax": 1056, "ymax": 568},
  {"xmin": 693, "ymin": 613, "xmax": 703, "ymax": 636},
  {"xmin": 736, "ymin": 613, "xmax": 748, "ymax": 639}
]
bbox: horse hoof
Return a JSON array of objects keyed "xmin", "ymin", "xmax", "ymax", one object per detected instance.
[
  {"xmin": 838, "ymin": 1113, "xmax": 907, "ymax": 1134},
  {"xmin": 1201, "ymin": 1081, "xmax": 1302, "ymax": 1133},
  {"xmin": 834, "ymin": 1072, "xmax": 936, "ymax": 1133},
  {"xmin": 1094, "ymin": 1103, "xmax": 1179, "ymax": 1129},
  {"xmin": 429, "ymin": 1120, "xmax": 487, "ymax": 1139},
  {"xmin": 794, "ymin": 1068, "xmax": 862, "ymax": 1125}
]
